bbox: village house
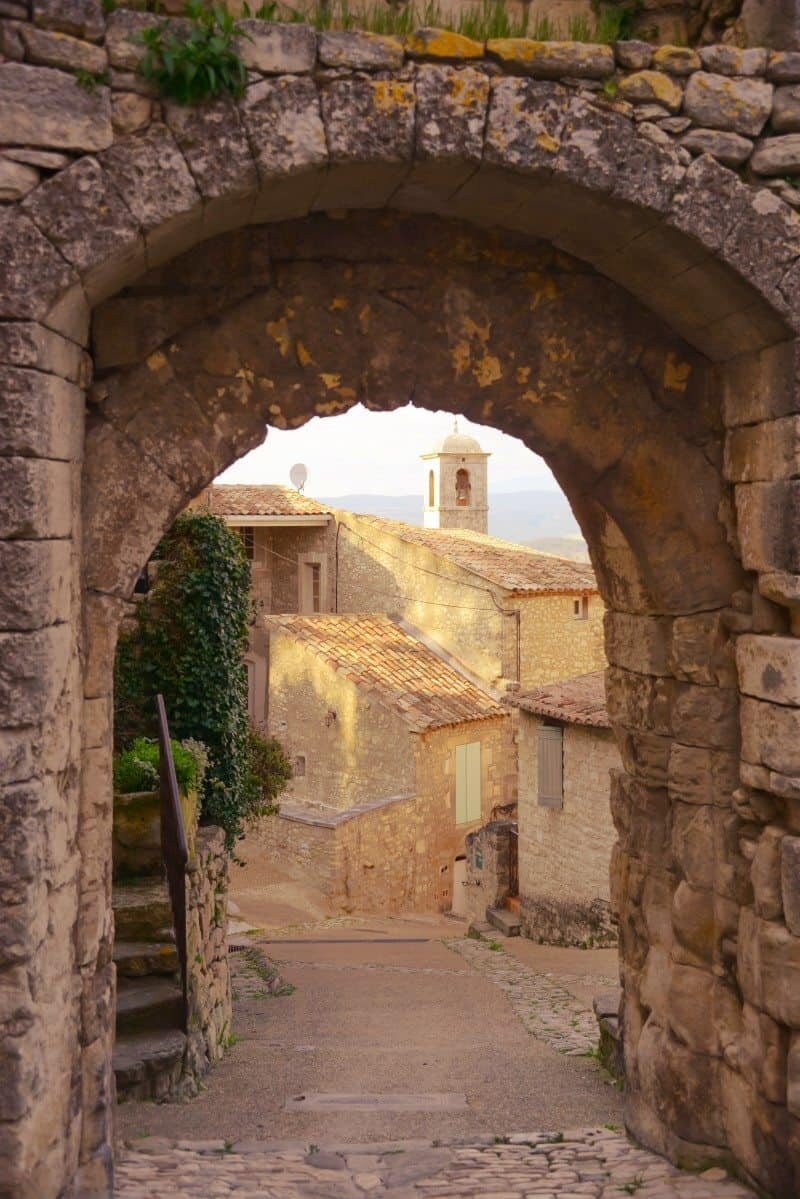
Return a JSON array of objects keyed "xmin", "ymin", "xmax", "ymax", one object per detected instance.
[
  {"xmin": 242, "ymin": 614, "xmax": 516, "ymax": 914},
  {"xmin": 510, "ymin": 671, "xmax": 621, "ymax": 947},
  {"xmin": 335, "ymin": 426, "xmax": 605, "ymax": 691},
  {"xmin": 188, "ymin": 484, "xmax": 335, "ymax": 724}
]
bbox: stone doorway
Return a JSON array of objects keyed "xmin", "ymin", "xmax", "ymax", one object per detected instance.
[
  {"xmin": 3, "ymin": 17, "xmax": 800, "ymax": 1196},
  {"xmin": 451, "ymin": 856, "xmax": 468, "ymax": 918}
]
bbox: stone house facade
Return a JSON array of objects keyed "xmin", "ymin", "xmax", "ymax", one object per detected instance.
[
  {"xmin": 188, "ymin": 484, "xmax": 335, "ymax": 724},
  {"xmin": 512, "ymin": 672, "xmax": 621, "ymax": 947},
  {"xmin": 336, "ymin": 512, "xmax": 605, "ymax": 690},
  {"xmin": 241, "ymin": 613, "xmax": 516, "ymax": 913}
]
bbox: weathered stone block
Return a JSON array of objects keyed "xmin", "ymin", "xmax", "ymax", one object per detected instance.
[
  {"xmin": 700, "ymin": 46, "xmax": 768, "ymax": 77},
  {"xmin": 729, "ymin": 1002, "xmax": 788, "ymax": 1104},
  {"xmin": 0, "ymin": 625, "xmax": 72, "ymax": 726},
  {"xmin": 321, "ymin": 77, "xmax": 415, "ymax": 164},
  {"xmin": 741, "ymin": 694, "xmax": 800, "ymax": 776},
  {"xmin": 0, "ymin": 457, "xmax": 73, "ymax": 540},
  {"xmin": 751, "ymin": 825, "xmax": 785, "ymax": 919},
  {"xmin": 614, "ymin": 41, "xmax": 652, "ymax": 70},
  {"xmin": 236, "ymin": 20, "xmax": 315, "ymax": 73},
  {"xmin": 486, "ymin": 38, "xmax": 612, "ymax": 78},
  {"xmin": 20, "ymin": 25, "xmax": 107, "ymax": 74},
  {"xmin": 0, "ymin": 321, "xmax": 87, "ymax": 385},
  {"xmin": 605, "ymin": 611, "xmax": 672, "ymax": 675},
  {"xmin": 408, "ymin": 28, "xmax": 483, "ymax": 60},
  {"xmin": 679, "ymin": 128, "xmax": 753, "ymax": 167},
  {"xmin": 723, "ymin": 340, "xmax": 797, "ymax": 428},
  {"xmin": 783, "ymin": 836, "xmax": 800, "ymax": 936},
  {"xmin": 772, "ymin": 85, "xmax": 800, "ymax": 132},
  {"xmin": 165, "ymin": 97, "xmax": 258, "ymax": 208},
  {"xmin": 668, "ymin": 964, "xmax": 738, "ymax": 1056},
  {"xmin": 671, "ymin": 801, "xmax": 715, "ymax": 889},
  {"xmin": 0, "ymin": 206, "xmax": 82, "ymax": 334},
  {"xmin": 736, "ymin": 480, "xmax": 800, "ymax": 574},
  {"xmin": 752, "ymin": 133, "xmax": 800, "ymax": 175},
  {"xmin": 112, "ymin": 92, "xmax": 151, "ymax": 137},
  {"xmin": 0, "ymin": 158, "xmax": 40, "ymax": 202},
  {"xmin": 0, "ymin": 366, "xmax": 84, "ymax": 464},
  {"xmin": 319, "ymin": 30, "xmax": 403, "ymax": 70},
  {"xmin": 414, "ymin": 64, "xmax": 488, "ymax": 165},
  {"xmin": 23, "ymin": 156, "xmax": 145, "ymax": 303},
  {"xmin": 726, "ymin": 415, "xmax": 800, "ymax": 484},
  {"xmin": 737, "ymin": 633, "xmax": 800, "ymax": 705},
  {"xmin": 669, "ymin": 611, "xmax": 734, "ymax": 687},
  {"xmin": 652, "ymin": 45, "xmax": 700, "ymax": 75},
  {"xmin": 105, "ymin": 10, "xmax": 160, "ymax": 70},
  {"xmin": 767, "ymin": 51, "xmax": 800, "ymax": 83},
  {"xmin": 605, "ymin": 667, "xmax": 673, "ymax": 735},
  {"xmin": 618, "ymin": 70, "xmax": 683, "ymax": 113},
  {"xmin": 33, "ymin": 0, "xmax": 105, "ymax": 42},
  {"xmin": 672, "ymin": 880, "xmax": 715, "ymax": 964},
  {"xmin": 0, "ymin": 63, "xmax": 112, "ymax": 152},
  {"xmin": 684, "ymin": 73, "xmax": 773, "ymax": 136},
  {"xmin": 672, "ymin": 683, "xmax": 739, "ymax": 751},
  {"xmin": 241, "ymin": 76, "xmax": 327, "ymax": 214}
]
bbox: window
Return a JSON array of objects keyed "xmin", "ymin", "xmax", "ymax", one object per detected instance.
[
  {"xmin": 573, "ymin": 595, "xmax": 589, "ymax": 620},
  {"xmin": 237, "ymin": 526, "xmax": 255, "ymax": 560},
  {"xmin": 299, "ymin": 557, "xmax": 325, "ymax": 613},
  {"xmin": 428, "ymin": 469, "xmax": 435, "ymax": 508},
  {"xmin": 537, "ymin": 724, "xmax": 563, "ymax": 808},
  {"xmin": 455, "ymin": 467, "xmax": 471, "ymax": 506},
  {"xmin": 455, "ymin": 741, "xmax": 482, "ymax": 825},
  {"xmin": 293, "ymin": 754, "xmax": 306, "ymax": 778}
]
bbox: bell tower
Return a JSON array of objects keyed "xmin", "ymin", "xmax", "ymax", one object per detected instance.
[{"xmin": 421, "ymin": 420, "xmax": 490, "ymax": 534}]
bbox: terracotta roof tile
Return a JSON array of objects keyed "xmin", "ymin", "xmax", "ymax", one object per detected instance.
[
  {"xmin": 345, "ymin": 515, "xmax": 597, "ymax": 595},
  {"xmin": 266, "ymin": 614, "xmax": 506, "ymax": 733},
  {"xmin": 196, "ymin": 484, "xmax": 331, "ymax": 518},
  {"xmin": 510, "ymin": 671, "xmax": 610, "ymax": 729}
]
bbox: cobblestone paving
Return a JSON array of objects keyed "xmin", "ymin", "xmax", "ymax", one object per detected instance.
[
  {"xmin": 270, "ymin": 958, "xmax": 472, "ymax": 979},
  {"xmin": 229, "ymin": 947, "xmax": 296, "ymax": 1001},
  {"xmin": 116, "ymin": 1129, "xmax": 756, "ymax": 1197},
  {"xmin": 444, "ymin": 938, "xmax": 610, "ymax": 1055}
]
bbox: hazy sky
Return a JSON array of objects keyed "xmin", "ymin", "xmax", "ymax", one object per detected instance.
[{"xmin": 216, "ymin": 404, "xmax": 559, "ymax": 497}]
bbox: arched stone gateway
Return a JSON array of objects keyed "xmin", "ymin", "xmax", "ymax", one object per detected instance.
[{"xmin": 2, "ymin": 10, "xmax": 800, "ymax": 1198}]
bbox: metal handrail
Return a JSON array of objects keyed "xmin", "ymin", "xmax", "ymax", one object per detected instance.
[{"xmin": 156, "ymin": 694, "xmax": 189, "ymax": 1031}]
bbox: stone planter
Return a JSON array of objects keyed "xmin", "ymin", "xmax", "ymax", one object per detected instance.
[{"xmin": 113, "ymin": 787, "xmax": 199, "ymax": 879}]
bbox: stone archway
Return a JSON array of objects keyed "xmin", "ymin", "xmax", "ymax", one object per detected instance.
[{"xmin": 2, "ymin": 14, "xmax": 800, "ymax": 1199}]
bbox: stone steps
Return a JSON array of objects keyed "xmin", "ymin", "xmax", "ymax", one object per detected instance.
[
  {"xmin": 485, "ymin": 906, "xmax": 521, "ymax": 937},
  {"xmin": 113, "ymin": 1028, "xmax": 187, "ymax": 1103},
  {"xmin": 116, "ymin": 977, "xmax": 185, "ymax": 1037},
  {"xmin": 114, "ymin": 939, "xmax": 179, "ymax": 979},
  {"xmin": 113, "ymin": 879, "xmax": 174, "ymax": 943}
]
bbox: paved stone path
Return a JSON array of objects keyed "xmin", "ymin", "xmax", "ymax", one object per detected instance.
[
  {"xmin": 116, "ymin": 1129, "xmax": 756, "ymax": 1197},
  {"xmin": 444, "ymin": 938, "xmax": 610, "ymax": 1056}
]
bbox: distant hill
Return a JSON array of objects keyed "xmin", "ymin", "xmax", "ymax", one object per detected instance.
[{"xmin": 320, "ymin": 490, "xmax": 585, "ymax": 548}]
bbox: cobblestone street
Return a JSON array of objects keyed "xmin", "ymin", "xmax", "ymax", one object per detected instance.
[
  {"xmin": 444, "ymin": 938, "xmax": 610, "ymax": 1055},
  {"xmin": 116, "ymin": 1129, "xmax": 756, "ymax": 1198},
  {"xmin": 115, "ymin": 921, "xmax": 756, "ymax": 1197}
]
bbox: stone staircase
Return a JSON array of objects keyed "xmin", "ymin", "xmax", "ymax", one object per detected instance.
[
  {"xmin": 485, "ymin": 905, "xmax": 522, "ymax": 937},
  {"xmin": 112, "ymin": 878, "xmax": 188, "ymax": 1102}
]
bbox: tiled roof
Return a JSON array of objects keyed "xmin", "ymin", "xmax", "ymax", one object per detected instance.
[
  {"xmin": 510, "ymin": 672, "xmax": 610, "ymax": 729},
  {"xmin": 344, "ymin": 516, "xmax": 597, "ymax": 595},
  {"xmin": 196, "ymin": 485, "xmax": 331, "ymax": 517},
  {"xmin": 266, "ymin": 614, "xmax": 506, "ymax": 733}
]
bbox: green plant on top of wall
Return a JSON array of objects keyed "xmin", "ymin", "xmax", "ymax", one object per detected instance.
[
  {"xmin": 113, "ymin": 737, "xmax": 202, "ymax": 794},
  {"xmin": 139, "ymin": 1, "xmax": 248, "ymax": 104},
  {"xmin": 114, "ymin": 512, "xmax": 290, "ymax": 846}
]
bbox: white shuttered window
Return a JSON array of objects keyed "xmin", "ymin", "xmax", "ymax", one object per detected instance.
[
  {"xmin": 537, "ymin": 725, "xmax": 564, "ymax": 808},
  {"xmin": 455, "ymin": 742, "xmax": 482, "ymax": 825}
]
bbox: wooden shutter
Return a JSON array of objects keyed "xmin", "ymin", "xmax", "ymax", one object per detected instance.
[
  {"xmin": 456, "ymin": 742, "xmax": 482, "ymax": 824},
  {"xmin": 466, "ymin": 742, "xmax": 481, "ymax": 822},
  {"xmin": 455, "ymin": 744, "xmax": 468, "ymax": 824},
  {"xmin": 537, "ymin": 725, "xmax": 563, "ymax": 808}
]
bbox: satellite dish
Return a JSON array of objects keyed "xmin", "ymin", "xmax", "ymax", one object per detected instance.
[{"xmin": 289, "ymin": 463, "xmax": 308, "ymax": 492}]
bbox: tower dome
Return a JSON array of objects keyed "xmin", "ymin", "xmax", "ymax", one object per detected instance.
[{"xmin": 429, "ymin": 420, "xmax": 484, "ymax": 456}]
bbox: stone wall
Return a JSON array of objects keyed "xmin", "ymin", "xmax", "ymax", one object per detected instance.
[
  {"xmin": 183, "ymin": 826, "xmax": 233, "ymax": 1086},
  {"xmin": 463, "ymin": 819, "xmax": 519, "ymax": 923},
  {"xmin": 516, "ymin": 593, "xmax": 606, "ymax": 689},
  {"xmin": 337, "ymin": 512, "xmax": 603, "ymax": 689},
  {"xmin": 266, "ymin": 625, "xmax": 417, "ymax": 811},
  {"xmin": 518, "ymin": 715, "xmax": 620, "ymax": 945},
  {"xmin": 244, "ymin": 715, "xmax": 516, "ymax": 912}
]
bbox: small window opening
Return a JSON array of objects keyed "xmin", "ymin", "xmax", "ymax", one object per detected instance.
[
  {"xmin": 237, "ymin": 526, "xmax": 255, "ymax": 560},
  {"xmin": 308, "ymin": 562, "xmax": 321, "ymax": 612},
  {"xmin": 293, "ymin": 754, "xmax": 306, "ymax": 778},
  {"xmin": 573, "ymin": 595, "xmax": 589, "ymax": 620},
  {"xmin": 455, "ymin": 467, "xmax": 471, "ymax": 507},
  {"xmin": 428, "ymin": 469, "xmax": 435, "ymax": 508}
]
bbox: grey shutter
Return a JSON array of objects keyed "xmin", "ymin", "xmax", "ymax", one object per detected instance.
[{"xmin": 537, "ymin": 725, "xmax": 563, "ymax": 808}]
